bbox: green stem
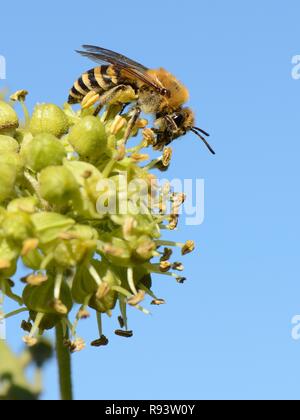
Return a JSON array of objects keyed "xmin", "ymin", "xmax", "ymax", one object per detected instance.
[
  {"xmin": 20, "ymin": 100, "xmax": 31, "ymax": 127},
  {"xmin": 4, "ymin": 307, "xmax": 28, "ymax": 319},
  {"xmin": 55, "ymin": 322, "xmax": 73, "ymax": 401}
]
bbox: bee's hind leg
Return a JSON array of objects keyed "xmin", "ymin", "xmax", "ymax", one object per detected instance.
[
  {"xmin": 94, "ymin": 103, "xmax": 103, "ymax": 116},
  {"xmin": 123, "ymin": 106, "xmax": 142, "ymax": 144},
  {"xmin": 92, "ymin": 85, "xmax": 133, "ymax": 117}
]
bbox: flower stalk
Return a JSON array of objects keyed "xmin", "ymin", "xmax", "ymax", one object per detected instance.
[{"xmin": 55, "ymin": 323, "xmax": 73, "ymax": 401}]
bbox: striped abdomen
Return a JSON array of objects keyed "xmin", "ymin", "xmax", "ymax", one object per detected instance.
[{"xmin": 68, "ymin": 65, "xmax": 122, "ymax": 104}]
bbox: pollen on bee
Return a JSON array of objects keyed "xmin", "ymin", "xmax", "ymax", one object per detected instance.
[
  {"xmin": 110, "ymin": 115, "xmax": 127, "ymax": 135},
  {"xmin": 147, "ymin": 68, "xmax": 190, "ymax": 108},
  {"xmin": 81, "ymin": 91, "xmax": 100, "ymax": 109}
]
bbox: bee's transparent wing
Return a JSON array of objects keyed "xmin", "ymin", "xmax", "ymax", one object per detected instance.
[
  {"xmin": 76, "ymin": 45, "xmax": 169, "ymax": 95},
  {"xmin": 81, "ymin": 45, "xmax": 149, "ymax": 71}
]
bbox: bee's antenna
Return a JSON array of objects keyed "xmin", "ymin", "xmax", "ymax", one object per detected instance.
[
  {"xmin": 191, "ymin": 129, "xmax": 215, "ymax": 155},
  {"xmin": 192, "ymin": 127, "xmax": 210, "ymax": 137}
]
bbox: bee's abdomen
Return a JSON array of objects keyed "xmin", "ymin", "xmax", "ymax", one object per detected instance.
[{"xmin": 68, "ymin": 65, "xmax": 120, "ymax": 104}]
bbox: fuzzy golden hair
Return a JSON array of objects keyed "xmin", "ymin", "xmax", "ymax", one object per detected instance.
[{"xmin": 147, "ymin": 68, "xmax": 190, "ymax": 110}]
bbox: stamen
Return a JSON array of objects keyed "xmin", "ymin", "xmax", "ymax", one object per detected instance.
[
  {"xmin": 182, "ymin": 240, "xmax": 195, "ymax": 255},
  {"xmin": 23, "ymin": 312, "xmax": 45, "ymax": 347},
  {"xmin": 119, "ymin": 295, "xmax": 128, "ymax": 330},
  {"xmin": 118, "ymin": 316, "xmax": 125, "ymax": 328},
  {"xmin": 54, "ymin": 270, "xmax": 64, "ymax": 301},
  {"xmin": 160, "ymin": 248, "xmax": 173, "ymax": 262},
  {"xmin": 159, "ymin": 261, "xmax": 172, "ymax": 273},
  {"xmin": 112, "ymin": 286, "xmax": 150, "ymax": 315},
  {"xmin": 127, "ymin": 268, "xmax": 138, "ymax": 296},
  {"xmin": 0, "ymin": 260, "xmax": 10, "ymax": 270},
  {"xmin": 88, "ymin": 265, "xmax": 103, "ymax": 286},
  {"xmin": 162, "ymin": 147, "xmax": 173, "ymax": 167},
  {"xmin": 40, "ymin": 253, "xmax": 54, "ymax": 270},
  {"xmin": 115, "ymin": 330, "xmax": 133, "ymax": 338},
  {"xmin": 53, "ymin": 299, "xmax": 68, "ymax": 315},
  {"xmin": 21, "ymin": 320, "xmax": 32, "ymax": 333},
  {"xmin": 91, "ymin": 336, "xmax": 109, "ymax": 347},
  {"xmin": 128, "ymin": 290, "xmax": 146, "ymax": 306},
  {"xmin": 142, "ymin": 128, "xmax": 156, "ymax": 147},
  {"xmin": 96, "ymin": 311, "xmax": 103, "ymax": 338},
  {"xmin": 96, "ymin": 282, "xmax": 110, "ymax": 300},
  {"xmin": 151, "ymin": 299, "xmax": 166, "ymax": 306},
  {"xmin": 21, "ymin": 238, "xmax": 39, "ymax": 257},
  {"xmin": 172, "ymin": 262, "xmax": 184, "ymax": 272},
  {"xmin": 26, "ymin": 274, "xmax": 48, "ymax": 286},
  {"xmin": 10, "ymin": 90, "xmax": 30, "ymax": 127}
]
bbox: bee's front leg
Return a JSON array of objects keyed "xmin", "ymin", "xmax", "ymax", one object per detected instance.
[
  {"xmin": 152, "ymin": 127, "xmax": 173, "ymax": 150},
  {"xmin": 119, "ymin": 103, "xmax": 130, "ymax": 115},
  {"xmin": 123, "ymin": 106, "xmax": 142, "ymax": 143}
]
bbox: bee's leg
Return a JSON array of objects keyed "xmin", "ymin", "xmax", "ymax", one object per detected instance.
[
  {"xmin": 93, "ymin": 85, "xmax": 130, "ymax": 116},
  {"xmin": 119, "ymin": 103, "xmax": 130, "ymax": 116},
  {"xmin": 123, "ymin": 106, "xmax": 142, "ymax": 143},
  {"xmin": 94, "ymin": 103, "xmax": 104, "ymax": 116},
  {"xmin": 165, "ymin": 116, "xmax": 178, "ymax": 132}
]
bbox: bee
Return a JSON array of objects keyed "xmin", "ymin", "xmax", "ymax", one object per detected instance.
[{"xmin": 68, "ymin": 45, "xmax": 215, "ymax": 154}]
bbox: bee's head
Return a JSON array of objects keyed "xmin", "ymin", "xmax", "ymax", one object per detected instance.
[{"xmin": 154, "ymin": 108, "xmax": 215, "ymax": 154}]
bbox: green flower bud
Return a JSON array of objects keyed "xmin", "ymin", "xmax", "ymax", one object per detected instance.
[
  {"xmin": 0, "ymin": 135, "xmax": 19, "ymax": 153},
  {"xmin": 114, "ymin": 214, "xmax": 160, "ymax": 239},
  {"xmin": 68, "ymin": 116, "xmax": 107, "ymax": 161},
  {"xmin": 88, "ymin": 261, "xmax": 121, "ymax": 313},
  {"xmin": 63, "ymin": 160, "xmax": 104, "ymax": 215},
  {"xmin": 99, "ymin": 236, "xmax": 132, "ymax": 267},
  {"xmin": 7, "ymin": 196, "xmax": 38, "ymax": 213},
  {"xmin": 0, "ymin": 101, "xmax": 19, "ymax": 134},
  {"xmin": 0, "ymin": 259, "xmax": 17, "ymax": 278},
  {"xmin": 30, "ymin": 104, "xmax": 69, "ymax": 138},
  {"xmin": 30, "ymin": 212, "xmax": 75, "ymax": 244},
  {"xmin": 0, "ymin": 163, "xmax": 17, "ymax": 203},
  {"xmin": 69, "ymin": 224, "xmax": 98, "ymax": 241},
  {"xmin": 0, "ymin": 152, "xmax": 24, "ymax": 178},
  {"xmin": 133, "ymin": 235, "xmax": 156, "ymax": 261},
  {"xmin": 15, "ymin": 130, "xmax": 33, "ymax": 147},
  {"xmin": 39, "ymin": 166, "xmax": 78, "ymax": 206},
  {"xmin": 0, "ymin": 239, "xmax": 18, "ymax": 277},
  {"xmin": 22, "ymin": 248, "xmax": 43, "ymax": 271},
  {"xmin": 2, "ymin": 212, "xmax": 33, "ymax": 244},
  {"xmin": 53, "ymin": 239, "xmax": 96, "ymax": 268},
  {"xmin": 22, "ymin": 133, "xmax": 66, "ymax": 172},
  {"xmin": 23, "ymin": 275, "xmax": 73, "ymax": 315},
  {"xmin": 63, "ymin": 160, "xmax": 103, "ymax": 187},
  {"xmin": 72, "ymin": 265, "xmax": 98, "ymax": 304}
]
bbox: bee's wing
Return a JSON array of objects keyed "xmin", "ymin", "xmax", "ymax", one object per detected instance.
[
  {"xmin": 81, "ymin": 45, "xmax": 149, "ymax": 71},
  {"xmin": 76, "ymin": 45, "xmax": 169, "ymax": 95}
]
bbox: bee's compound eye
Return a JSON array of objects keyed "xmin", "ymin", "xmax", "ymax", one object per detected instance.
[{"xmin": 173, "ymin": 114, "xmax": 184, "ymax": 127}]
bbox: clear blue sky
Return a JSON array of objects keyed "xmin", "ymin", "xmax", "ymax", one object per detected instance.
[{"xmin": 1, "ymin": 0, "xmax": 300, "ymax": 400}]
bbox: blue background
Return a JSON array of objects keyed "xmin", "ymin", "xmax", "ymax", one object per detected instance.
[{"xmin": 1, "ymin": 0, "xmax": 300, "ymax": 400}]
